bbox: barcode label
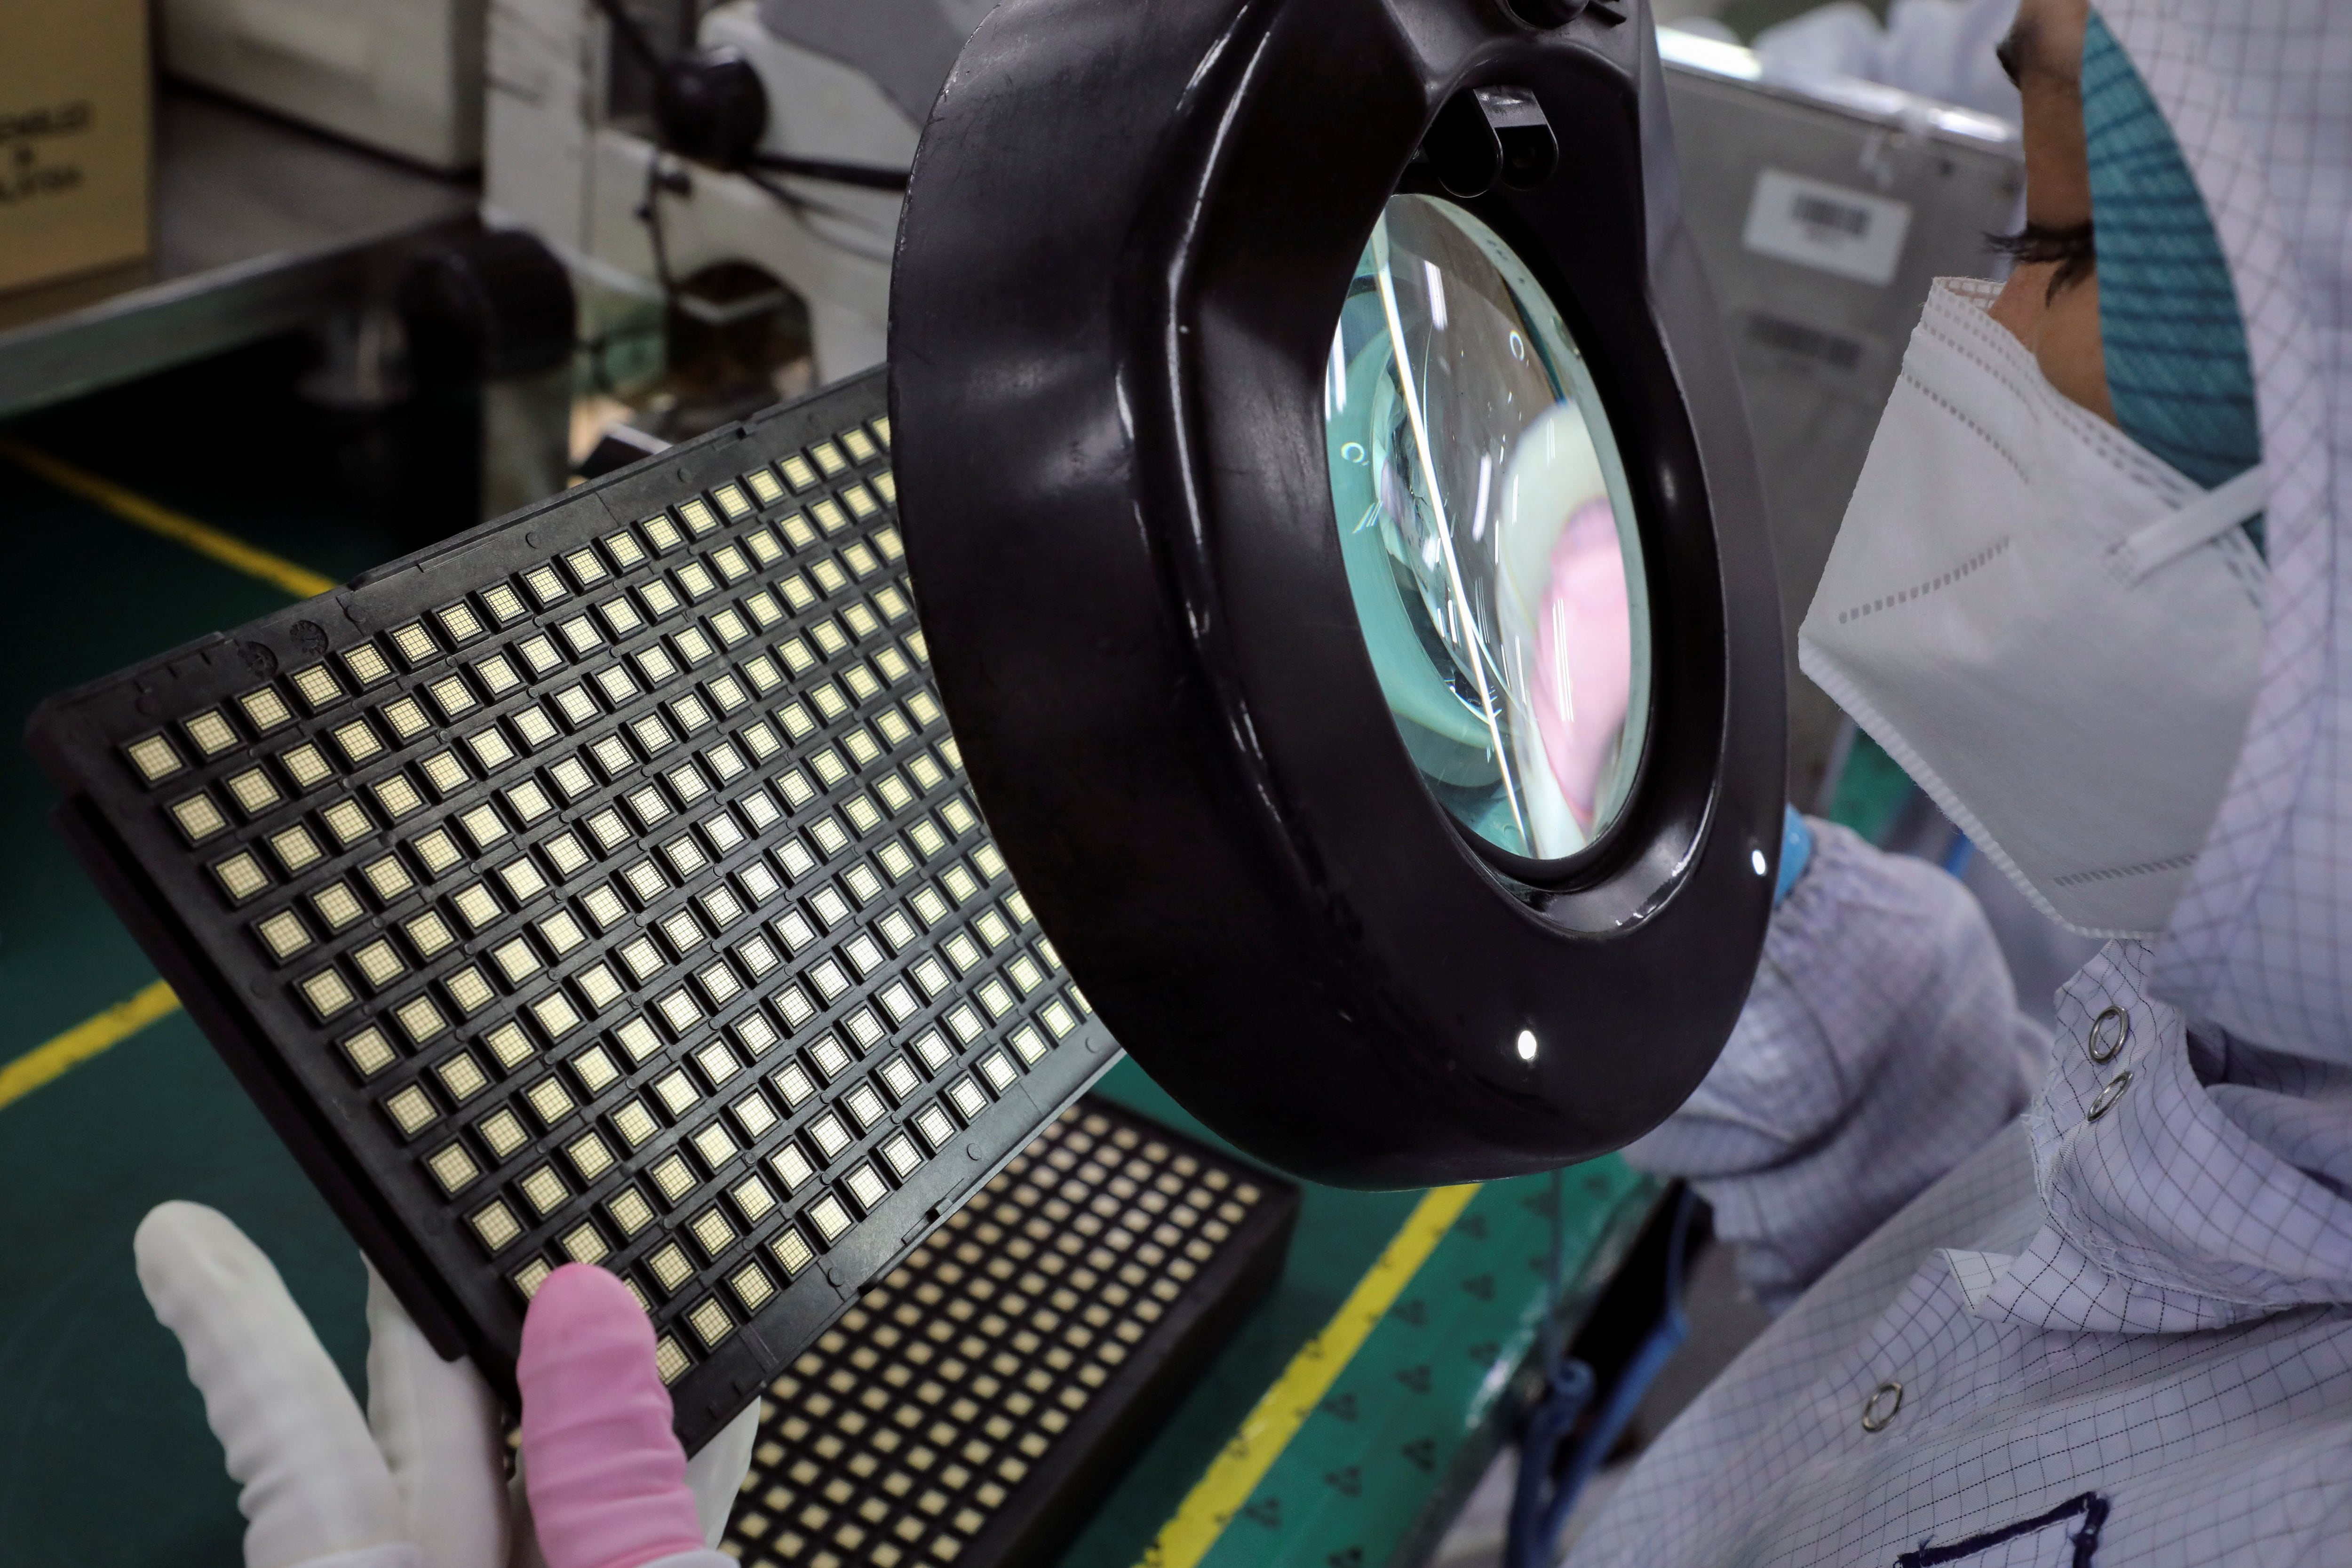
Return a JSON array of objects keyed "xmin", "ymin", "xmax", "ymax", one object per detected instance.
[
  {"xmin": 1745, "ymin": 312, "xmax": 1865, "ymax": 371},
  {"xmin": 1791, "ymin": 193, "xmax": 1870, "ymax": 235},
  {"xmin": 1741, "ymin": 169, "xmax": 1913, "ymax": 287}
]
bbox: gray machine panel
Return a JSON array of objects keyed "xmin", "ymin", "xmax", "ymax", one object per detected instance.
[{"xmin": 1659, "ymin": 30, "xmax": 2023, "ymax": 806}]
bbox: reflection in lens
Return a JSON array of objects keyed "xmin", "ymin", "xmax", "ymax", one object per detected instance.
[{"xmin": 1324, "ymin": 195, "xmax": 1649, "ymax": 861}]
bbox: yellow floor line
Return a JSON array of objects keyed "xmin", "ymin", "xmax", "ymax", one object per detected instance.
[
  {"xmin": 0, "ymin": 980, "xmax": 182, "ymax": 1115},
  {"xmin": 0, "ymin": 446, "xmax": 313, "ymax": 1113},
  {"xmin": 1138, "ymin": 1182, "xmax": 1482, "ymax": 1568},
  {"xmin": 0, "ymin": 438, "xmax": 336, "ymax": 600}
]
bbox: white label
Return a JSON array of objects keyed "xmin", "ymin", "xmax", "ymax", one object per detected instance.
[{"xmin": 1741, "ymin": 169, "xmax": 1914, "ymax": 287}]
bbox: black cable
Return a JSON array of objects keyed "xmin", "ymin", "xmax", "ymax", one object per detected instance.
[
  {"xmin": 738, "ymin": 162, "xmax": 826, "ymax": 222},
  {"xmin": 595, "ymin": 0, "xmax": 911, "ymax": 197},
  {"xmin": 638, "ymin": 150, "xmax": 683, "ymax": 298},
  {"xmin": 747, "ymin": 152, "xmax": 911, "ymax": 192},
  {"xmin": 739, "ymin": 167, "xmax": 898, "ymax": 265},
  {"xmin": 610, "ymin": 1, "xmax": 903, "ymax": 269}
]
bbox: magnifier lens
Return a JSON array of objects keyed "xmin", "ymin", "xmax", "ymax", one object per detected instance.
[{"xmin": 1325, "ymin": 195, "xmax": 1650, "ymax": 863}]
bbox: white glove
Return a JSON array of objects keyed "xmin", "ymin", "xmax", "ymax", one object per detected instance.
[{"xmin": 134, "ymin": 1201, "xmax": 757, "ymax": 1568}]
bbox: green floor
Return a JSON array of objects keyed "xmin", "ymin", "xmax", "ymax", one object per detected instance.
[
  {"xmin": 0, "ymin": 348, "xmax": 1645, "ymax": 1567},
  {"xmin": 0, "ymin": 349, "xmax": 417, "ymax": 1566}
]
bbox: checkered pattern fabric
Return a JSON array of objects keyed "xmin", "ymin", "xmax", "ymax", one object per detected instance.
[
  {"xmin": 1574, "ymin": 4, "xmax": 2352, "ymax": 1556},
  {"xmin": 1576, "ymin": 939, "xmax": 2352, "ymax": 1566},
  {"xmin": 1622, "ymin": 820, "xmax": 2042, "ymax": 1314},
  {"xmin": 2133, "ymin": 0, "xmax": 2352, "ymax": 1064}
]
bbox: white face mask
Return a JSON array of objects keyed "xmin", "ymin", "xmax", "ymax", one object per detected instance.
[{"xmin": 1798, "ymin": 278, "xmax": 2267, "ymax": 939}]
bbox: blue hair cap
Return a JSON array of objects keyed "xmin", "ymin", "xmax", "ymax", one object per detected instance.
[{"xmin": 2082, "ymin": 10, "xmax": 2263, "ymax": 543}]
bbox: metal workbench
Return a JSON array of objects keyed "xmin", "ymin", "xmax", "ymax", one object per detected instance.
[{"xmin": 0, "ymin": 87, "xmax": 480, "ymax": 422}]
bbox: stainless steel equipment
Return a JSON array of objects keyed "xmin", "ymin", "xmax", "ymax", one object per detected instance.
[{"xmin": 1658, "ymin": 29, "xmax": 2023, "ymax": 806}]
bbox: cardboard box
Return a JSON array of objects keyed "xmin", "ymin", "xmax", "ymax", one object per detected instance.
[{"xmin": 0, "ymin": 0, "xmax": 153, "ymax": 295}]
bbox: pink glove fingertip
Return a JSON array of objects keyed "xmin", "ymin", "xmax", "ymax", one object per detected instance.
[{"xmin": 519, "ymin": 1264, "xmax": 709, "ymax": 1568}]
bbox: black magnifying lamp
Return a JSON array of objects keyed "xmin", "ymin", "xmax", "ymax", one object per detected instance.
[{"xmin": 890, "ymin": 0, "xmax": 1783, "ymax": 1186}]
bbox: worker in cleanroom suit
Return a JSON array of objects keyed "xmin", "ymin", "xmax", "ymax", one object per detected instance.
[{"xmin": 1568, "ymin": 0, "xmax": 2352, "ymax": 1561}]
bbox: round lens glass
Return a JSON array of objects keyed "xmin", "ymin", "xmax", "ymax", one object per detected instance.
[{"xmin": 1324, "ymin": 195, "xmax": 1650, "ymax": 862}]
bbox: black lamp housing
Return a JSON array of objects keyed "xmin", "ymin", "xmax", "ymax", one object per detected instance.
[{"xmin": 889, "ymin": 0, "xmax": 1783, "ymax": 1186}]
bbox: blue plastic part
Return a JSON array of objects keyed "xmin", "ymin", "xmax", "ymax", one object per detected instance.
[
  {"xmin": 1504, "ymin": 1188, "xmax": 1700, "ymax": 1568},
  {"xmin": 1775, "ymin": 804, "xmax": 1813, "ymax": 908},
  {"xmin": 1942, "ymin": 828, "xmax": 1976, "ymax": 879},
  {"xmin": 1505, "ymin": 1357, "xmax": 1597, "ymax": 1568}
]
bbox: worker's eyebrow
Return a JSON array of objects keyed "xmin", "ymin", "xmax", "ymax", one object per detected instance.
[
  {"xmin": 1996, "ymin": 27, "xmax": 2025, "ymax": 88},
  {"xmin": 1997, "ymin": 12, "xmax": 2082, "ymax": 88}
]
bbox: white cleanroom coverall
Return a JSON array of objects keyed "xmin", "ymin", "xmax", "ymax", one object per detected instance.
[{"xmin": 1569, "ymin": 2, "xmax": 2352, "ymax": 1562}]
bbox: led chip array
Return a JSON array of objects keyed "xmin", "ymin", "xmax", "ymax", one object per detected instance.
[
  {"xmin": 723, "ymin": 1101, "xmax": 1287, "ymax": 1568},
  {"xmin": 42, "ymin": 382, "xmax": 1116, "ymax": 1448}
]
